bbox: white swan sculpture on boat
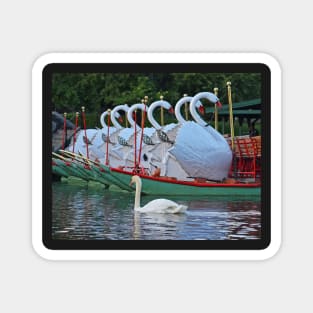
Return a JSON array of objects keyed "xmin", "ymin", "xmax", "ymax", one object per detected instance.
[
  {"xmin": 168, "ymin": 92, "xmax": 232, "ymax": 181},
  {"xmin": 111, "ymin": 103, "xmax": 154, "ymax": 167},
  {"xmin": 95, "ymin": 104, "xmax": 130, "ymax": 166},
  {"xmin": 139, "ymin": 99, "xmax": 187, "ymax": 177},
  {"xmin": 130, "ymin": 175, "xmax": 188, "ymax": 213},
  {"xmin": 139, "ymin": 96, "xmax": 205, "ymax": 179},
  {"xmin": 121, "ymin": 98, "xmax": 196, "ymax": 176},
  {"xmin": 111, "ymin": 104, "xmax": 129, "ymax": 130},
  {"xmin": 159, "ymin": 95, "xmax": 204, "ymax": 143},
  {"xmin": 66, "ymin": 109, "xmax": 120, "ymax": 160}
]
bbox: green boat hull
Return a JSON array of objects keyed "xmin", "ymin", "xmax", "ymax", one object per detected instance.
[
  {"xmin": 94, "ymin": 164, "xmax": 133, "ymax": 191},
  {"xmin": 52, "ymin": 162, "xmax": 69, "ymax": 178},
  {"xmin": 108, "ymin": 168, "xmax": 261, "ymax": 197},
  {"xmin": 52, "ymin": 160, "xmax": 261, "ymax": 197},
  {"xmin": 88, "ymin": 164, "xmax": 118, "ymax": 187},
  {"xmin": 52, "ymin": 159, "xmax": 91, "ymax": 181}
]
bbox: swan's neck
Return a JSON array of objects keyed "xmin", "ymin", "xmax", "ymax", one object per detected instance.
[
  {"xmin": 175, "ymin": 97, "xmax": 193, "ymax": 125},
  {"xmin": 110, "ymin": 112, "xmax": 122, "ymax": 130},
  {"xmin": 147, "ymin": 102, "xmax": 162, "ymax": 130},
  {"xmin": 100, "ymin": 112, "xmax": 108, "ymax": 128},
  {"xmin": 190, "ymin": 92, "xmax": 219, "ymax": 127},
  {"xmin": 111, "ymin": 105, "xmax": 128, "ymax": 130},
  {"xmin": 134, "ymin": 178, "xmax": 142, "ymax": 209},
  {"xmin": 127, "ymin": 104, "xmax": 143, "ymax": 129},
  {"xmin": 190, "ymin": 97, "xmax": 206, "ymax": 126}
]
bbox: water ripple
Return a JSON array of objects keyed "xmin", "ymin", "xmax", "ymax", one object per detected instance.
[{"xmin": 52, "ymin": 181, "xmax": 261, "ymax": 240}]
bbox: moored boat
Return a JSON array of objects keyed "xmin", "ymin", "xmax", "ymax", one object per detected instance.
[
  {"xmin": 97, "ymin": 165, "xmax": 261, "ymax": 196},
  {"xmin": 55, "ymin": 146, "xmax": 261, "ymax": 196}
]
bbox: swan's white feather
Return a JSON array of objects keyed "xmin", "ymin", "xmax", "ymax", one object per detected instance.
[{"xmin": 136, "ymin": 199, "xmax": 187, "ymax": 213}]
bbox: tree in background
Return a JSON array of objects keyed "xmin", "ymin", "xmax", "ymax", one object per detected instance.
[{"xmin": 52, "ymin": 72, "xmax": 261, "ymax": 126}]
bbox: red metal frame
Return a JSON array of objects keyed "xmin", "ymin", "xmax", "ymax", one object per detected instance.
[{"xmin": 227, "ymin": 136, "xmax": 261, "ymax": 180}]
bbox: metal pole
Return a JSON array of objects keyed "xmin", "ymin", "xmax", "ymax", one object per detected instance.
[
  {"xmin": 81, "ymin": 106, "xmax": 89, "ymax": 159},
  {"xmin": 134, "ymin": 109, "xmax": 137, "ymax": 170},
  {"xmin": 125, "ymin": 107, "xmax": 128, "ymax": 128},
  {"xmin": 160, "ymin": 95, "xmax": 164, "ymax": 126},
  {"xmin": 72, "ymin": 112, "xmax": 79, "ymax": 155},
  {"xmin": 105, "ymin": 109, "xmax": 111, "ymax": 165},
  {"xmin": 214, "ymin": 87, "xmax": 219, "ymax": 130},
  {"xmin": 183, "ymin": 93, "xmax": 189, "ymax": 120},
  {"xmin": 138, "ymin": 96, "xmax": 148, "ymax": 166},
  {"xmin": 61, "ymin": 112, "xmax": 67, "ymax": 150},
  {"xmin": 227, "ymin": 82, "xmax": 235, "ymax": 150}
]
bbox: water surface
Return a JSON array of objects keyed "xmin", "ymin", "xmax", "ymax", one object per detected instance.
[{"xmin": 52, "ymin": 181, "xmax": 261, "ymax": 240}]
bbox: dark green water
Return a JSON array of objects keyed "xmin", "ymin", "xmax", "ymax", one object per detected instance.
[{"xmin": 52, "ymin": 180, "xmax": 261, "ymax": 240}]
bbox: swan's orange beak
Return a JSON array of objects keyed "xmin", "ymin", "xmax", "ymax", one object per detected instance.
[
  {"xmin": 168, "ymin": 107, "xmax": 174, "ymax": 114},
  {"xmin": 216, "ymin": 101, "xmax": 222, "ymax": 108},
  {"xmin": 118, "ymin": 116, "xmax": 123, "ymax": 123}
]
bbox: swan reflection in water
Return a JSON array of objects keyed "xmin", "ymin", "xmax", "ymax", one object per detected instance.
[
  {"xmin": 52, "ymin": 182, "xmax": 261, "ymax": 240},
  {"xmin": 133, "ymin": 211, "xmax": 188, "ymax": 240}
]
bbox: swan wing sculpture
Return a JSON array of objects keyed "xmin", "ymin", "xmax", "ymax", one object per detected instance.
[{"xmin": 130, "ymin": 175, "xmax": 188, "ymax": 214}]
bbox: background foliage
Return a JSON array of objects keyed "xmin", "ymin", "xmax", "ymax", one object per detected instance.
[{"xmin": 52, "ymin": 72, "xmax": 261, "ymax": 128}]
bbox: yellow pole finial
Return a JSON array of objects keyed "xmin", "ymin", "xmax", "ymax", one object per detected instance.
[
  {"xmin": 214, "ymin": 87, "xmax": 219, "ymax": 131},
  {"xmin": 226, "ymin": 82, "xmax": 234, "ymax": 150},
  {"xmin": 183, "ymin": 93, "xmax": 189, "ymax": 121},
  {"xmin": 160, "ymin": 95, "xmax": 164, "ymax": 126}
]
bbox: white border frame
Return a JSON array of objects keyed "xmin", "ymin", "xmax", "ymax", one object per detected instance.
[{"xmin": 32, "ymin": 53, "xmax": 281, "ymax": 260}]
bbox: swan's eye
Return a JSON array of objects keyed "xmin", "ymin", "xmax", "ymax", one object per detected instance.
[{"xmin": 143, "ymin": 154, "xmax": 148, "ymax": 161}]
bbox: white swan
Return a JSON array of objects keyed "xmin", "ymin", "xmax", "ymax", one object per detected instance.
[
  {"xmin": 66, "ymin": 109, "xmax": 120, "ymax": 159},
  {"xmin": 130, "ymin": 175, "xmax": 188, "ymax": 213},
  {"xmin": 168, "ymin": 91, "xmax": 232, "ymax": 181},
  {"xmin": 84, "ymin": 109, "xmax": 121, "ymax": 160},
  {"xmin": 98, "ymin": 104, "xmax": 129, "ymax": 146},
  {"xmin": 113, "ymin": 103, "xmax": 145, "ymax": 153},
  {"xmin": 96, "ymin": 104, "xmax": 130, "ymax": 166},
  {"xmin": 142, "ymin": 96, "xmax": 204, "ymax": 179},
  {"xmin": 174, "ymin": 96, "xmax": 204, "ymax": 125},
  {"xmin": 112, "ymin": 103, "xmax": 158, "ymax": 169},
  {"xmin": 142, "ymin": 99, "xmax": 187, "ymax": 177},
  {"xmin": 111, "ymin": 104, "xmax": 129, "ymax": 130},
  {"xmin": 161, "ymin": 96, "xmax": 204, "ymax": 141},
  {"xmin": 189, "ymin": 91, "xmax": 231, "ymax": 147}
]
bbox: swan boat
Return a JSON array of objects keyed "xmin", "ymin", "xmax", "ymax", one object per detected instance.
[
  {"xmin": 91, "ymin": 163, "xmax": 260, "ymax": 196},
  {"xmin": 53, "ymin": 148, "xmax": 260, "ymax": 197},
  {"xmin": 53, "ymin": 93, "xmax": 261, "ymax": 196}
]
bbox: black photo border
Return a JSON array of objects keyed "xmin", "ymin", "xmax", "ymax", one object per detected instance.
[{"xmin": 43, "ymin": 63, "xmax": 271, "ymax": 250}]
